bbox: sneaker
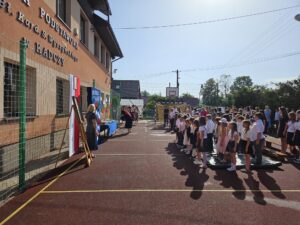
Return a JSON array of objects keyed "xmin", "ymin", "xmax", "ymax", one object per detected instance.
[
  {"xmin": 180, "ymin": 148, "xmax": 186, "ymax": 152},
  {"xmin": 192, "ymin": 150, "xmax": 197, "ymax": 157},
  {"xmin": 185, "ymin": 150, "xmax": 191, "ymax": 155},
  {"xmin": 227, "ymin": 166, "xmax": 236, "ymax": 172},
  {"xmin": 193, "ymin": 159, "xmax": 202, "ymax": 165}
]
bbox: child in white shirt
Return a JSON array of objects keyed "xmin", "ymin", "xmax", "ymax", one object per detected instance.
[
  {"xmin": 294, "ymin": 110, "xmax": 300, "ymax": 163},
  {"xmin": 285, "ymin": 111, "xmax": 296, "ymax": 154}
]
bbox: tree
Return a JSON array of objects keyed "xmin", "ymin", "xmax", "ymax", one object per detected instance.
[
  {"xmin": 201, "ymin": 78, "xmax": 221, "ymax": 106},
  {"xmin": 145, "ymin": 95, "xmax": 168, "ymax": 110},
  {"xmin": 181, "ymin": 93, "xmax": 194, "ymax": 98},
  {"xmin": 230, "ymin": 76, "xmax": 254, "ymax": 107},
  {"xmin": 219, "ymin": 74, "xmax": 232, "ymax": 97},
  {"xmin": 141, "ymin": 90, "xmax": 151, "ymax": 97},
  {"xmin": 230, "ymin": 76, "xmax": 253, "ymax": 93},
  {"xmin": 276, "ymin": 76, "xmax": 300, "ymax": 110}
]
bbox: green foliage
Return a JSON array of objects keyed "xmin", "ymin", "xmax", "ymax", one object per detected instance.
[
  {"xmin": 143, "ymin": 76, "xmax": 300, "ymax": 111},
  {"xmin": 201, "ymin": 78, "xmax": 221, "ymax": 106},
  {"xmin": 219, "ymin": 74, "xmax": 232, "ymax": 97},
  {"xmin": 200, "ymin": 75, "xmax": 299, "ymax": 110},
  {"xmin": 181, "ymin": 93, "xmax": 195, "ymax": 98},
  {"xmin": 145, "ymin": 94, "xmax": 168, "ymax": 110},
  {"xmin": 230, "ymin": 76, "xmax": 253, "ymax": 93},
  {"xmin": 141, "ymin": 90, "xmax": 151, "ymax": 97},
  {"xmin": 276, "ymin": 77, "xmax": 300, "ymax": 110}
]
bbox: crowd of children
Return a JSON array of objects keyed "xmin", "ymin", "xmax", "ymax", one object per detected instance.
[{"xmin": 172, "ymin": 107, "xmax": 300, "ymax": 172}]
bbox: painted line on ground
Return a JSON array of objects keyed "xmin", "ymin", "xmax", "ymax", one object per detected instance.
[
  {"xmin": 0, "ymin": 155, "xmax": 86, "ymax": 225},
  {"xmin": 41, "ymin": 189, "xmax": 300, "ymax": 194}
]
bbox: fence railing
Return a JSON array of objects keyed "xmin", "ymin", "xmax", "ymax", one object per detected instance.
[{"xmin": 0, "ymin": 35, "xmax": 69, "ymax": 204}]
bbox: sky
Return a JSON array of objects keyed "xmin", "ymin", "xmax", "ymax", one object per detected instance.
[{"xmin": 108, "ymin": 0, "xmax": 300, "ymax": 97}]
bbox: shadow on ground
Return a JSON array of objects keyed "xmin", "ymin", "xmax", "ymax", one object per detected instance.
[
  {"xmin": 165, "ymin": 143, "xmax": 208, "ymax": 200},
  {"xmin": 165, "ymin": 142, "xmax": 286, "ymax": 204},
  {"xmin": 30, "ymin": 156, "xmax": 87, "ymax": 188}
]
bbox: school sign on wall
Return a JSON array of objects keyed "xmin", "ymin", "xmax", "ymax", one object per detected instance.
[{"xmin": 0, "ymin": 0, "xmax": 78, "ymax": 66}]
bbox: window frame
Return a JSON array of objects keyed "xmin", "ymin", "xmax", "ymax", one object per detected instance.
[
  {"xmin": 56, "ymin": 78, "xmax": 70, "ymax": 116},
  {"xmin": 56, "ymin": 0, "xmax": 66, "ymax": 23},
  {"xmin": 3, "ymin": 61, "xmax": 37, "ymax": 119},
  {"xmin": 80, "ymin": 14, "xmax": 88, "ymax": 46},
  {"xmin": 105, "ymin": 51, "xmax": 110, "ymax": 71},
  {"xmin": 100, "ymin": 44, "xmax": 105, "ymax": 65},
  {"xmin": 94, "ymin": 35, "xmax": 99, "ymax": 59}
]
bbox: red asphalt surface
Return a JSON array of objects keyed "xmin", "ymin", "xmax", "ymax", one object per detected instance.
[{"xmin": 0, "ymin": 121, "xmax": 299, "ymax": 225}]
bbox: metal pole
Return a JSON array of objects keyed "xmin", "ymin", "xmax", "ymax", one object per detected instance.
[{"xmin": 19, "ymin": 39, "xmax": 27, "ymax": 191}]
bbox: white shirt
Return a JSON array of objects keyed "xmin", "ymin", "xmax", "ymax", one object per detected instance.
[
  {"xmin": 296, "ymin": 121, "xmax": 300, "ymax": 131},
  {"xmin": 190, "ymin": 124, "xmax": 195, "ymax": 133},
  {"xmin": 241, "ymin": 128, "xmax": 251, "ymax": 141},
  {"xmin": 250, "ymin": 125, "xmax": 257, "ymax": 142},
  {"xmin": 228, "ymin": 130, "xmax": 239, "ymax": 141},
  {"xmin": 169, "ymin": 111, "xmax": 175, "ymax": 119},
  {"xmin": 176, "ymin": 119, "xmax": 181, "ymax": 128},
  {"xmin": 198, "ymin": 126, "xmax": 207, "ymax": 139},
  {"xmin": 287, "ymin": 121, "xmax": 296, "ymax": 133},
  {"xmin": 253, "ymin": 119, "xmax": 265, "ymax": 140},
  {"xmin": 206, "ymin": 119, "xmax": 215, "ymax": 134},
  {"xmin": 214, "ymin": 123, "xmax": 219, "ymax": 135},
  {"xmin": 179, "ymin": 121, "xmax": 186, "ymax": 132},
  {"xmin": 237, "ymin": 121, "xmax": 243, "ymax": 134}
]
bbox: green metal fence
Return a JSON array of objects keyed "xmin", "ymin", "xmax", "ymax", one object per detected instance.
[{"xmin": 0, "ymin": 35, "xmax": 69, "ymax": 204}]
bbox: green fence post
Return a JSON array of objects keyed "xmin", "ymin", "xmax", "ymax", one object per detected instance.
[{"xmin": 19, "ymin": 39, "xmax": 27, "ymax": 191}]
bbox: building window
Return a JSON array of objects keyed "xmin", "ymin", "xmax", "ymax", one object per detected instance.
[
  {"xmin": 100, "ymin": 45, "xmax": 105, "ymax": 65},
  {"xmin": 4, "ymin": 62, "xmax": 36, "ymax": 118},
  {"xmin": 94, "ymin": 35, "xmax": 99, "ymax": 59},
  {"xmin": 80, "ymin": 14, "xmax": 87, "ymax": 45},
  {"xmin": 106, "ymin": 52, "xmax": 110, "ymax": 70},
  {"xmin": 57, "ymin": 0, "xmax": 66, "ymax": 23},
  {"xmin": 115, "ymin": 85, "xmax": 120, "ymax": 90},
  {"xmin": 80, "ymin": 86, "xmax": 88, "ymax": 113},
  {"xmin": 56, "ymin": 78, "xmax": 70, "ymax": 115}
]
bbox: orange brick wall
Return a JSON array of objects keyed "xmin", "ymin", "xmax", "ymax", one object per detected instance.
[{"xmin": 0, "ymin": 0, "xmax": 112, "ymax": 146}]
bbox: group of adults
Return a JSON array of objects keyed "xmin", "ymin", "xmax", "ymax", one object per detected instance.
[{"xmin": 83, "ymin": 103, "xmax": 138, "ymax": 158}]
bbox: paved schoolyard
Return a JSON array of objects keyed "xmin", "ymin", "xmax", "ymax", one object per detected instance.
[{"xmin": 0, "ymin": 121, "xmax": 299, "ymax": 225}]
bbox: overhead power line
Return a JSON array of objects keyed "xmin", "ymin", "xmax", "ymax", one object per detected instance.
[
  {"xmin": 124, "ymin": 50, "xmax": 300, "ymax": 79},
  {"xmin": 181, "ymin": 50, "xmax": 300, "ymax": 73},
  {"xmin": 115, "ymin": 5, "xmax": 300, "ymax": 30}
]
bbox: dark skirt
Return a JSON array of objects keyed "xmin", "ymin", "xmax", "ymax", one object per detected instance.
[
  {"xmin": 125, "ymin": 116, "xmax": 132, "ymax": 129},
  {"xmin": 86, "ymin": 131, "xmax": 97, "ymax": 151},
  {"xmin": 277, "ymin": 119, "xmax": 287, "ymax": 138},
  {"xmin": 197, "ymin": 139, "xmax": 208, "ymax": 152},
  {"xmin": 226, "ymin": 140, "xmax": 236, "ymax": 153},
  {"xmin": 239, "ymin": 140, "xmax": 253, "ymax": 154},
  {"xmin": 190, "ymin": 134, "xmax": 195, "ymax": 147},
  {"xmin": 294, "ymin": 130, "xmax": 300, "ymax": 146},
  {"xmin": 287, "ymin": 132, "xmax": 295, "ymax": 145}
]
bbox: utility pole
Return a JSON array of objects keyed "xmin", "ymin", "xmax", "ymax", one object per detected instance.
[
  {"xmin": 172, "ymin": 69, "xmax": 180, "ymax": 97},
  {"xmin": 176, "ymin": 70, "xmax": 179, "ymax": 89}
]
